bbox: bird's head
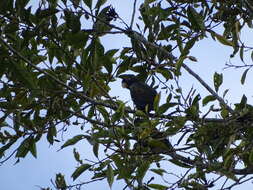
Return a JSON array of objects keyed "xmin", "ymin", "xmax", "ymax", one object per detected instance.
[{"xmin": 119, "ymin": 74, "xmax": 138, "ymax": 89}]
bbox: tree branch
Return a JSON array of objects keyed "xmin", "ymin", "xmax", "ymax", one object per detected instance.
[{"xmin": 182, "ymin": 63, "xmax": 235, "ymax": 114}]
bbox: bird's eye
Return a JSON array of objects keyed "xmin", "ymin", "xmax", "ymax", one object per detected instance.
[{"xmin": 122, "ymin": 82, "xmax": 128, "ymax": 88}]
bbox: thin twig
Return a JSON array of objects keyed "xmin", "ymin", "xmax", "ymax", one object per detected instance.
[{"xmin": 130, "ymin": 0, "xmax": 137, "ymax": 29}]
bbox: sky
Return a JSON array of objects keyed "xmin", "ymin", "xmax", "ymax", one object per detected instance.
[{"xmin": 1, "ymin": 0, "xmax": 253, "ymax": 190}]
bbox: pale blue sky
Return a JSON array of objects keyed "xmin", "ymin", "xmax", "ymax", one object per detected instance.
[{"xmin": 1, "ymin": 1, "xmax": 253, "ymax": 190}]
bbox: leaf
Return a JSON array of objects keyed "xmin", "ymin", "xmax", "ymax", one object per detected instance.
[
  {"xmin": 47, "ymin": 125, "xmax": 57, "ymax": 145},
  {"xmin": 241, "ymin": 68, "xmax": 249, "ymax": 85},
  {"xmin": 153, "ymin": 92, "xmax": 161, "ymax": 112},
  {"xmin": 169, "ymin": 159, "xmax": 192, "ymax": 168},
  {"xmin": 249, "ymin": 148, "xmax": 253, "ymax": 163},
  {"xmin": 111, "ymin": 154, "xmax": 132, "ymax": 179},
  {"xmin": 71, "ymin": 164, "xmax": 91, "ymax": 180},
  {"xmin": 175, "ymin": 56, "xmax": 186, "ymax": 75},
  {"xmin": 224, "ymin": 154, "xmax": 233, "ymax": 170},
  {"xmin": 73, "ymin": 148, "xmax": 82, "ymax": 164},
  {"xmin": 212, "ymin": 32, "xmax": 234, "ymax": 47},
  {"xmin": 16, "ymin": 137, "xmax": 31, "ymax": 158},
  {"xmin": 187, "ymin": 6, "xmax": 205, "ymax": 31},
  {"xmin": 61, "ymin": 135, "xmax": 85, "ymax": 149},
  {"xmin": 112, "ymin": 103, "xmax": 125, "ymax": 123},
  {"xmin": 223, "ymin": 89, "xmax": 229, "ymax": 98},
  {"xmin": 156, "ymin": 68, "xmax": 173, "ymax": 81},
  {"xmin": 221, "ymin": 107, "xmax": 229, "ymax": 118},
  {"xmin": 136, "ymin": 161, "xmax": 150, "ymax": 183},
  {"xmin": 150, "ymin": 169, "xmax": 166, "ymax": 176},
  {"xmin": 95, "ymin": 0, "xmax": 107, "ymax": 9},
  {"xmin": 106, "ymin": 164, "xmax": 114, "ymax": 188},
  {"xmin": 157, "ymin": 24, "xmax": 177, "ymax": 40},
  {"xmin": 182, "ymin": 37, "xmax": 198, "ymax": 56},
  {"xmin": 202, "ymin": 95, "xmax": 216, "ymax": 106},
  {"xmin": 240, "ymin": 46, "xmax": 244, "ymax": 62},
  {"xmin": 11, "ymin": 62, "xmax": 36, "ymax": 89},
  {"xmin": 147, "ymin": 184, "xmax": 168, "ymax": 190},
  {"xmin": 157, "ymin": 102, "xmax": 177, "ymax": 115},
  {"xmin": 148, "ymin": 139, "xmax": 169, "ymax": 150},
  {"xmin": 213, "ymin": 72, "xmax": 223, "ymax": 92},
  {"xmin": 97, "ymin": 106, "xmax": 110, "ymax": 123},
  {"xmin": 15, "ymin": 0, "xmax": 30, "ymax": 9},
  {"xmin": 93, "ymin": 142, "xmax": 99, "ymax": 158},
  {"xmin": 0, "ymin": 139, "xmax": 17, "ymax": 159},
  {"xmin": 187, "ymin": 56, "xmax": 198, "ymax": 62},
  {"xmin": 83, "ymin": 0, "xmax": 92, "ymax": 8},
  {"xmin": 35, "ymin": 8, "xmax": 59, "ymax": 18},
  {"xmin": 29, "ymin": 138, "xmax": 37, "ymax": 158}
]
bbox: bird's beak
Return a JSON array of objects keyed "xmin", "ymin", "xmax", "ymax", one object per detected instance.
[{"xmin": 122, "ymin": 82, "xmax": 128, "ymax": 88}]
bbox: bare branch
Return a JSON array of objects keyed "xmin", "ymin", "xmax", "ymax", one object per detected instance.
[
  {"xmin": 130, "ymin": 0, "xmax": 137, "ymax": 28},
  {"xmin": 182, "ymin": 63, "xmax": 235, "ymax": 114}
]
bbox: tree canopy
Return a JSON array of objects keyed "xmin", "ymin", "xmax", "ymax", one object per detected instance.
[{"xmin": 1, "ymin": 0, "xmax": 253, "ymax": 189}]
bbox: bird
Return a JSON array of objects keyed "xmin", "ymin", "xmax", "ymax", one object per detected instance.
[{"xmin": 120, "ymin": 74, "xmax": 157, "ymax": 112}]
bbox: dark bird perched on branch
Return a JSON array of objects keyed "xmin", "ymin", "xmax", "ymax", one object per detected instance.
[{"xmin": 120, "ymin": 74, "xmax": 157, "ymax": 112}]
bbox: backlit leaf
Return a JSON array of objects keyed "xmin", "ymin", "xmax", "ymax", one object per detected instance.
[{"xmin": 72, "ymin": 164, "xmax": 91, "ymax": 180}]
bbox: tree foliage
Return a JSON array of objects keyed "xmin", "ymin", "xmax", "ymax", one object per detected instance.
[{"xmin": 1, "ymin": 0, "xmax": 253, "ymax": 189}]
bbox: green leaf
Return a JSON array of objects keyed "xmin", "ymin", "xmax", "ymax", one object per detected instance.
[
  {"xmin": 150, "ymin": 169, "xmax": 166, "ymax": 176},
  {"xmin": 156, "ymin": 68, "xmax": 173, "ymax": 81},
  {"xmin": 83, "ymin": 0, "xmax": 92, "ymax": 8},
  {"xmin": 213, "ymin": 72, "xmax": 223, "ymax": 92},
  {"xmin": 147, "ymin": 184, "xmax": 168, "ymax": 190},
  {"xmin": 73, "ymin": 148, "xmax": 82, "ymax": 164},
  {"xmin": 106, "ymin": 164, "xmax": 114, "ymax": 188},
  {"xmin": 221, "ymin": 107, "xmax": 229, "ymax": 118},
  {"xmin": 112, "ymin": 103, "xmax": 125, "ymax": 123},
  {"xmin": 212, "ymin": 32, "xmax": 234, "ymax": 47},
  {"xmin": 148, "ymin": 139, "xmax": 169, "ymax": 150},
  {"xmin": 61, "ymin": 135, "xmax": 85, "ymax": 149},
  {"xmin": 0, "ymin": 139, "xmax": 17, "ymax": 159},
  {"xmin": 93, "ymin": 142, "xmax": 99, "ymax": 158},
  {"xmin": 97, "ymin": 106, "xmax": 110, "ymax": 124},
  {"xmin": 182, "ymin": 36, "xmax": 198, "ymax": 56},
  {"xmin": 154, "ymin": 92, "xmax": 161, "ymax": 112},
  {"xmin": 15, "ymin": 0, "xmax": 29, "ymax": 9},
  {"xmin": 47, "ymin": 125, "xmax": 57, "ymax": 145},
  {"xmin": 16, "ymin": 137, "xmax": 31, "ymax": 158},
  {"xmin": 223, "ymin": 154, "xmax": 233, "ymax": 170},
  {"xmin": 29, "ymin": 138, "xmax": 37, "ymax": 158},
  {"xmin": 64, "ymin": 10, "xmax": 81, "ymax": 33},
  {"xmin": 11, "ymin": 62, "xmax": 36, "ymax": 89},
  {"xmin": 66, "ymin": 31, "xmax": 88, "ymax": 48},
  {"xmin": 249, "ymin": 148, "xmax": 253, "ymax": 163},
  {"xmin": 175, "ymin": 56, "xmax": 186, "ymax": 75},
  {"xmin": 223, "ymin": 89, "xmax": 229, "ymax": 98},
  {"xmin": 187, "ymin": 6, "xmax": 205, "ymax": 31},
  {"xmin": 72, "ymin": 164, "xmax": 91, "ymax": 180},
  {"xmin": 169, "ymin": 159, "xmax": 192, "ymax": 168},
  {"xmin": 157, "ymin": 102, "xmax": 177, "ymax": 115},
  {"xmin": 241, "ymin": 68, "xmax": 249, "ymax": 85},
  {"xmin": 157, "ymin": 24, "xmax": 177, "ymax": 40},
  {"xmin": 136, "ymin": 161, "xmax": 150, "ymax": 183},
  {"xmin": 95, "ymin": 0, "xmax": 107, "ymax": 9},
  {"xmin": 240, "ymin": 46, "xmax": 244, "ymax": 62},
  {"xmin": 202, "ymin": 95, "xmax": 216, "ymax": 106}
]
